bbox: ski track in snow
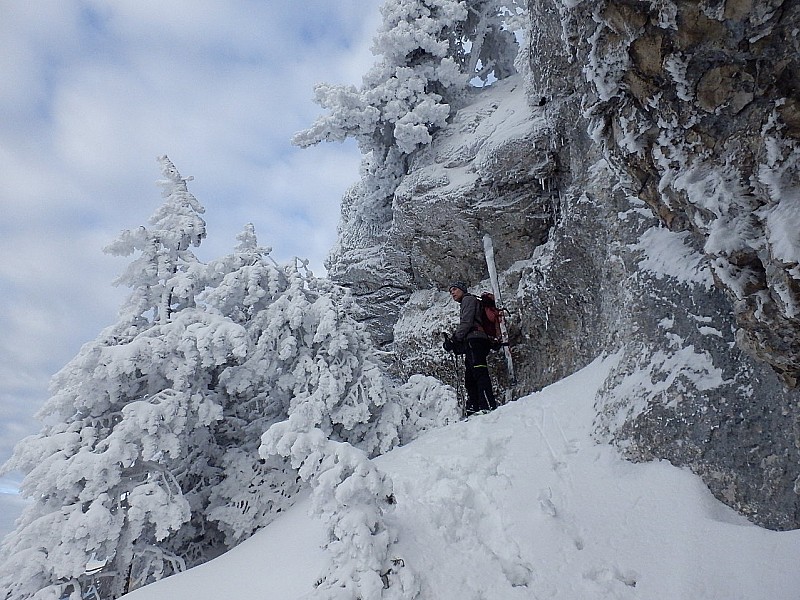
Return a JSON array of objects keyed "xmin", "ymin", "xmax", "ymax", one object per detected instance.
[{"xmin": 129, "ymin": 355, "xmax": 800, "ymax": 600}]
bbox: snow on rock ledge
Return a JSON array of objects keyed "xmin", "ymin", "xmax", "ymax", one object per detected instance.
[
  {"xmin": 392, "ymin": 76, "xmax": 557, "ymax": 290},
  {"xmin": 327, "ymin": 75, "xmax": 560, "ymax": 346}
]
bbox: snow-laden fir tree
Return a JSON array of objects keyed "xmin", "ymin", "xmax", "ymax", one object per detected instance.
[
  {"xmin": 204, "ymin": 231, "xmax": 460, "ymax": 546},
  {"xmin": 258, "ymin": 370, "xmax": 458, "ymax": 600},
  {"xmin": 0, "ymin": 158, "xmax": 459, "ymax": 600},
  {"xmin": 0, "ymin": 157, "xmax": 249, "ymax": 600},
  {"xmin": 293, "ymin": 0, "xmax": 524, "ymax": 212},
  {"xmin": 108, "ymin": 156, "xmax": 207, "ymax": 325},
  {"xmin": 244, "ymin": 258, "xmax": 458, "ymax": 598},
  {"xmin": 196, "ymin": 224, "xmax": 304, "ymax": 546}
]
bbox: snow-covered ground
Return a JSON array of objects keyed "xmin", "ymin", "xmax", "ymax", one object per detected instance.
[{"xmin": 127, "ymin": 355, "xmax": 800, "ymax": 600}]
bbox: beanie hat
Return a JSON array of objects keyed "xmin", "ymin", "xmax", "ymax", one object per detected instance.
[{"xmin": 448, "ymin": 281, "xmax": 468, "ymax": 293}]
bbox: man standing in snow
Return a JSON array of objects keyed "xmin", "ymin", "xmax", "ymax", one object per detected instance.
[{"xmin": 448, "ymin": 281, "xmax": 497, "ymax": 416}]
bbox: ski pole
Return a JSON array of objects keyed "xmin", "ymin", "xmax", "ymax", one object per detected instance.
[{"xmin": 453, "ymin": 353, "xmax": 463, "ymax": 415}]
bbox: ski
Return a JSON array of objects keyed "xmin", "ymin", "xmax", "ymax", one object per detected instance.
[{"xmin": 483, "ymin": 233, "xmax": 516, "ymax": 403}]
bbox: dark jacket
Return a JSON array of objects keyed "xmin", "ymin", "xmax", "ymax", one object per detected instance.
[{"xmin": 453, "ymin": 294, "xmax": 488, "ymax": 342}]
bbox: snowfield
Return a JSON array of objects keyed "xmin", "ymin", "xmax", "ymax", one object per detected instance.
[{"xmin": 127, "ymin": 355, "xmax": 800, "ymax": 600}]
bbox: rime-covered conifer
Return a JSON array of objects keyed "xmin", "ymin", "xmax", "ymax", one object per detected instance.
[
  {"xmin": 0, "ymin": 158, "xmax": 247, "ymax": 600},
  {"xmin": 105, "ymin": 156, "xmax": 208, "ymax": 326},
  {"xmin": 206, "ymin": 228, "xmax": 460, "ymax": 549},
  {"xmin": 293, "ymin": 0, "xmax": 524, "ymax": 209},
  {"xmin": 0, "ymin": 162, "xmax": 459, "ymax": 600},
  {"xmin": 198, "ymin": 225, "xmax": 303, "ymax": 546}
]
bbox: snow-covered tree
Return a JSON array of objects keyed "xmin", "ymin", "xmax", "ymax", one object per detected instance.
[
  {"xmin": 257, "ymin": 376, "xmax": 458, "ymax": 600},
  {"xmin": 293, "ymin": 0, "xmax": 524, "ymax": 207},
  {"xmin": 105, "ymin": 155, "xmax": 207, "ymax": 326},
  {"xmin": 0, "ymin": 158, "xmax": 459, "ymax": 599},
  {"xmin": 204, "ymin": 228, "xmax": 460, "ymax": 549},
  {"xmin": 210, "ymin": 252, "xmax": 405, "ymax": 455},
  {"xmin": 0, "ymin": 158, "xmax": 247, "ymax": 600},
  {"xmin": 449, "ymin": 0, "xmax": 523, "ymax": 84},
  {"xmin": 197, "ymin": 226, "xmax": 305, "ymax": 546},
  {"xmin": 261, "ymin": 416, "xmax": 420, "ymax": 600},
  {"xmin": 248, "ymin": 267, "xmax": 458, "ymax": 599}
]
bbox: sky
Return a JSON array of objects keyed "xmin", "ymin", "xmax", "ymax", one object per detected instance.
[
  {"xmin": 0, "ymin": 0, "xmax": 382, "ymax": 535},
  {"xmin": 126, "ymin": 356, "xmax": 800, "ymax": 600}
]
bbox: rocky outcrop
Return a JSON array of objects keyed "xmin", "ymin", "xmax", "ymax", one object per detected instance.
[
  {"xmin": 327, "ymin": 76, "xmax": 561, "ymax": 347},
  {"xmin": 392, "ymin": 78, "xmax": 557, "ymax": 290},
  {"xmin": 567, "ymin": 0, "xmax": 800, "ymax": 529},
  {"xmin": 583, "ymin": 0, "xmax": 800, "ymax": 387},
  {"xmin": 523, "ymin": 0, "xmax": 800, "ymax": 530},
  {"xmin": 327, "ymin": 0, "xmax": 800, "ymax": 530}
]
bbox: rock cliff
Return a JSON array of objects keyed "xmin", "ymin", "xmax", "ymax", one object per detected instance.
[{"xmin": 327, "ymin": 0, "xmax": 800, "ymax": 530}]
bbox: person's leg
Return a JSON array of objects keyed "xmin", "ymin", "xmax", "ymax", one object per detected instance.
[
  {"xmin": 463, "ymin": 344, "xmax": 481, "ymax": 415},
  {"xmin": 471, "ymin": 341, "xmax": 496, "ymax": 410}
]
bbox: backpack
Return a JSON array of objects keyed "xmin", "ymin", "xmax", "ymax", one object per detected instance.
[{"xmin": 475, "ymin": 292, "xmax": 504, "ymax": 348}]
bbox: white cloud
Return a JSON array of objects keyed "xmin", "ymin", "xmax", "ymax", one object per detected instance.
[
  {"xmin": 191, "ymin": 141, "xmax": 363, "ymax": 273},
  {"xmin": 0, "ymin": 2, "xmax": 82, "ymax": 118},
  {"xmin": 0, "ymin": 0, "xmax": 383, "ymax": 485}
]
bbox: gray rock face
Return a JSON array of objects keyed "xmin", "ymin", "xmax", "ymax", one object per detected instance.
[
  {"xmin": 392, "ymin": 78, "xmax": 557, "ymax": 291},
  {"xmin": 326, "ymin": 0, "xmax": 800, "ymax": 530},
  {"xmin": 585, "ymin": 0, "xmax": 800, "ymax": 387},
  {"xmin": 561, "ymin": 0, "xmax": 800, "ymax": 529}
]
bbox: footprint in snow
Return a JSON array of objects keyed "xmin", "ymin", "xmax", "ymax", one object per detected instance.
[
  {"xmin": 538, "ymin": 489, "xmax": 558, "ymax": 517},
  {"xmin": 584, "ymin": 566, "xmax": 638, "ymax": 589}
]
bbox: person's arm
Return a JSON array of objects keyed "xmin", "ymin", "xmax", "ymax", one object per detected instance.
[{"xmin": 453, "ymin": 295, "xmax": 478, "ymax": 341}]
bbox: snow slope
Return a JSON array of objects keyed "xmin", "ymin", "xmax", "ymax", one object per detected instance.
[{"xmin": 127, "ymin": 355, "xmax": 800, "ymax": 600}]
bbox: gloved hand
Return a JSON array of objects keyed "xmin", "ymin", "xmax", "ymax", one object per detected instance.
[{"xmin": 442, "ymin": 335, "xmax": 454, "ymax": 352}]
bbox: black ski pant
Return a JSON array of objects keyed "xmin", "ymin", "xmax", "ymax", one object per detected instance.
[{"xmin": 464, "ymin": 338, "xmax": 496, "ymax": 415}]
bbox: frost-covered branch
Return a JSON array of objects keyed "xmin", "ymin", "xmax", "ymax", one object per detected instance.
[
  {"xmin": 261, "ymin": 408, "xmax": 419, "ymax": 600},
  {"xmin": 293, "ymin": 0, "xmax": 523, "ymax": 203}
]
